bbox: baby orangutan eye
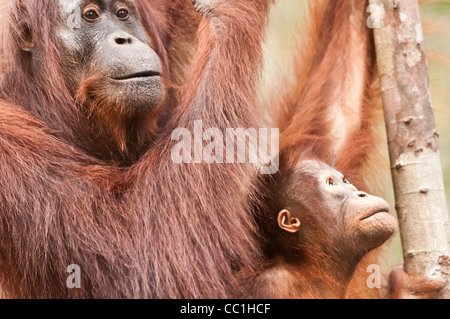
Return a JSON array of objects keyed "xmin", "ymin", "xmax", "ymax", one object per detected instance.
[{"xmin": 327, "ymin": 178, "xmax": 336, "ymax": 186}]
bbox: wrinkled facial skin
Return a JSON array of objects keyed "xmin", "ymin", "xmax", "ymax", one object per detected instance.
[
  {"xmin": 295, "ymin": 161, "xmax": 397, "ymax": 254},
  {"xmin": 57, "ymin": 0, "xmax": 164, "ymax": 112}
]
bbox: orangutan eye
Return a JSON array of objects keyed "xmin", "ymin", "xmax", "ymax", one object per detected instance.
[
  {"xmin": 116, "ymin": 8, "xmax": 129, "ymax": 19},
  {"xmin": 327, "ymin": 178, "xmax": 336, "ymax": 186}
]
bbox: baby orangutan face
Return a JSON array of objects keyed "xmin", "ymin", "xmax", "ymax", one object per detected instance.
[{"xmin": 277, "ymin": 160, "xmax": 397, "ymax": 258}]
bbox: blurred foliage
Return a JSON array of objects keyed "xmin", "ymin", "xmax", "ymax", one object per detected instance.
[{"xmin": 263, "ymin": 0, "xmax": 450, "ymax": 266}]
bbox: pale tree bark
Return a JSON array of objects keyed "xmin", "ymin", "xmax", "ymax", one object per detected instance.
[{"xmin": 368, "ymin": 0, "xmax": 450, "ymax": 295}]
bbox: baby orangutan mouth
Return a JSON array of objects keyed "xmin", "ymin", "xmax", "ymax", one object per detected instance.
[{"xmin": 360, "ymin": 207, "xmax": 390, "ymax": 221}]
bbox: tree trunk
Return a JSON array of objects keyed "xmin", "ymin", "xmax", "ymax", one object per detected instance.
[{"xmin": 369, "ymin": 0, "xmax": 450, "ymax": 293}]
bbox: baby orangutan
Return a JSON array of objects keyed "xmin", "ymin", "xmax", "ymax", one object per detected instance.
[{"xmin": 245, "ymin": 160, "xmax": 446, "ymax": 299}]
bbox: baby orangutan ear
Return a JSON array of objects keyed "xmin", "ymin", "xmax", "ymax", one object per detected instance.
[{"xmin": 277, "ymin": 209, "xmax": 301, "ymax": 234}]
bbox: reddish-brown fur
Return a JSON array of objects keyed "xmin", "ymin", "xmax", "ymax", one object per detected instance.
[
  {"xmin": 276, "ymin": 0, "xmax": 378, "ymax": 175},
  {"xmin": 0, "ymin": 0, "xmax": 272, "ymax": 298}
]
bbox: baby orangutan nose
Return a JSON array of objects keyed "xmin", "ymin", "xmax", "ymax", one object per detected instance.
[{"xmin": 357, "ymin": 191, "xmax": 368, "ymax": 198}]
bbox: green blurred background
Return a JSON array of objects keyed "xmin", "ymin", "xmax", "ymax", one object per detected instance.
[{"xmin": 263, "ymin": 0, "xmax": 450, "ymax": 268}]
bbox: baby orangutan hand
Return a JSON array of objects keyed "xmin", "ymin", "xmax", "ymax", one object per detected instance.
[{"xmin": 389, "ymin": 266, "xmax": 448, "ymax": 299}]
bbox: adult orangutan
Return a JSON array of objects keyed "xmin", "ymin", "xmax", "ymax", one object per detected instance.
[{"xmin": 0, "ymin": 0, "xmax": 272, "ymax": 298}]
